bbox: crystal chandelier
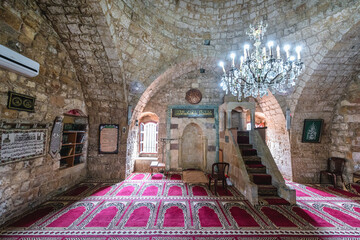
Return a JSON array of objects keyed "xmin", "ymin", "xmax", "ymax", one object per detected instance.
[{"xmin": 219, "ymin": 21, "xmax": 304, "ymax": 99}]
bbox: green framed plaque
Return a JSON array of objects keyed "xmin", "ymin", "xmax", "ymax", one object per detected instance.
[
  {"xmin": 302, "ymin": 119, "xmax": 323, "ymax": 143},
  {"xmin": 172, "ymin": 109, "xmax": 214, "ymax": 118}
]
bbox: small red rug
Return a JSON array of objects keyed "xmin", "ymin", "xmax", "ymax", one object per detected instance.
[
  {"xmin": 292, "ymin": 206, "xmax": 334, "ymax": 227},
  {"xmin": 163, "ymin": 206, "xmax": 184, "ymax": 227},
  {"xmin": 198, "ymin": 206, "xmax": 222, "ymax": 227},
  {"xmin": 261, "ymin": 207, "xmax": 297, "ymax": 227}
]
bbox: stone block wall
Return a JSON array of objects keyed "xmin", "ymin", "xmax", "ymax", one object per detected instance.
[
  {"xmin": 0, "ymin": 1, "xmax": 87, "ymax": 225},
  {"xmin": 139, "ymin": 70, "xmax": 224, "ymax": 171},
  {"xmin": 330, "ymin": 75, "xmax": 360, "ymax": 182},
  {"xmin": 170, "ymin": 117, "xmax": 216, "ymax": 172}
]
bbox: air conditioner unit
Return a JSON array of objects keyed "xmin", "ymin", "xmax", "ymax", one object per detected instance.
[{"xmin": 0, "ymin": 44, "xmax": 40, "ymax": 77}]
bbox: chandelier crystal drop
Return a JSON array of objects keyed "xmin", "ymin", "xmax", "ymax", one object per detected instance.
[{"xmin": 219, "ymin": 21, "xmax": 304, "ymax": 99}]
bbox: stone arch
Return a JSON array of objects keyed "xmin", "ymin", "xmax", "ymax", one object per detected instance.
[
  {"xmin": 139, "ymin": 112, "xmax": 160, "ymax": 123},
  {"xmin": 36, "ymin": 0, "xmax": 128, "ymax": 179},
  {"xmin": 256, "ymin": 93, "xmax": 292, "ymax": 180},
  {"xmin": 290, "ymin": 21, "xmax": 360, "ymax": 183}
]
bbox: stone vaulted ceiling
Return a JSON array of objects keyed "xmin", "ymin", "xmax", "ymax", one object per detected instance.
[{"xmin": 35, "ymin": 0, "xmax": 360, "ymax": 116}]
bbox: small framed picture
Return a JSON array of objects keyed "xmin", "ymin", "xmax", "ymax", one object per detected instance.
[
  {"xmin": 302, "ymin": 119, "xmax": 324, "ymax": 143},
  {"xmin": 99, "ymin": 124, "xmax": 119, "ymax": 154}
]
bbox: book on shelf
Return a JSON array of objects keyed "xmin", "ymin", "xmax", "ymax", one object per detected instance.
[{"xmin": 68, "ymin": 147, "xmax": 73, "ymax": 156}]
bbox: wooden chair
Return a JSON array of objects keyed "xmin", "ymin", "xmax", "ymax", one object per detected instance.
[
  {"xmin": 208, "ymin": 162, "xmax": 229, "ymax": 195},
  {"xmin": 320, "ymin": 157, "xmax": 345, "ymax": 188}
]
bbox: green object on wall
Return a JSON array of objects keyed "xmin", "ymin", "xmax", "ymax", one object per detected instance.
[{"xmin": 302, "ymin": 119, "xmax": 324, "ymax": 143}]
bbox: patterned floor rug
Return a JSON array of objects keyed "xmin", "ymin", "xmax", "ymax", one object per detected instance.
[{"xmin": 1, "ymin": 172, "xmax": 360, "ymax": 239}]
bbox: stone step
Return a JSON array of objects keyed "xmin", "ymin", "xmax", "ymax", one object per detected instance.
[
  {"xmin": 241, "ymin": 148, "xmax": 258, "ymax": 156},
  {"xmin": 258, "ymin": 185, "xmax": 278, "ymax": 196},
  {"xmin": 237, "ymin": 131, "xmax": 249, "ymax": 135},
  {"xmin": 246, "ymin": 163, "xmax": 266, "ymax": 169},
  {"xmin": 238, "ymin": 144, "xmax": 253, "ymax": 149},
  {"xmin": 243, "ymin": 156, "xmax": 262, "ymax": 162},
  {"xmin": 251, "ymin": 173, "xmax": 272, "ymax": 185},
  {"xmin": 245, "ymin": 160, "xmax": 262, "ymax": 165},
  {"xmin": 237, "ymin": 136, "xmax": 249, "ymax": 144},
  {"xmin": 246, "ymin": 166, "xmax": 267, "ymax": 173}
]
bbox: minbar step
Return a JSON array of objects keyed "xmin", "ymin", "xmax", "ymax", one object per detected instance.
[
  {"xmin": 251, "ymin": 173, "xmax": 272, "ymax": 185},
  {"xmin": 258, "ymin": 185, "xmax": 278, "ymax": 196},
  {"xmin": 241, "ymin": 149, "xmax": 258, "ymax": 156},
  {"xmin": 246, "ymin": 165, "xmax": 267, "ymax": 173},
  {"xmin": 238, "ymin": 144, "xmax": 253, "ymax": 149},
  {"xmin": 243, "ymin": 156, "xmax": 262, "ymax": 162}
]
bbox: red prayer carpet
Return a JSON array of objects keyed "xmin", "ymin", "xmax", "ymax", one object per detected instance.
[{"xmin": 1, "ymin": 173, "xmax": 360, "ymax": 239}]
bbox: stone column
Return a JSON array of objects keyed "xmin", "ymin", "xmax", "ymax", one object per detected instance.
[
  {"xmin": 241, "ymin": 112, "xmax": 247, "ymax": 131},
  {"xmin": 250, "ymin": 108, "xmax": 255, "ymax": 130},
  {"xmin": 226, "ymin": 110, "xmax": 232, "ymax": 129}
]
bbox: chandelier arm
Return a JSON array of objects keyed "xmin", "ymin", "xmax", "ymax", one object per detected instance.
[
  {"xmin": 237, "ymin": 76, "xmax": 252, "ymax": 85},
  {"xmin": 247, "ymin": 66, "xmax": 258, "ymax": 83},
  {"xmin": 267, "ymin": 73, "xmax": 283, "ymax": 84},
  {"xmin": 267, "ymin": 64, "xmax": 294, "ymax": 85}
]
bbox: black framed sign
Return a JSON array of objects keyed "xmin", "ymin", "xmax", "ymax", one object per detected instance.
[
  {"xmin": 302, "ymin": 119, "xmax": 324, "ymax": 143},
  {"xmin": 99, "ymin": 124, "xmax": 119, "ymax": 154},
  {"xmin": 0, "ymin": 129, "xmax": 47, "ymax": 164},
  {"xmin": 7, "ymin": 91, "xmax": 35, "ymax": 112}
]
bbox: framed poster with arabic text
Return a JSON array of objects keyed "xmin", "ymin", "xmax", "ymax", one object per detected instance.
[
  {"xmin": 99, "ymin": 124, "xmax": 119, "ymax": 154},
  {"xmin": 7, "ymin": 91, "xmax": 35, "ymax": 112},
  {"xmin": 0, "ymin": 129, "xmax": 47, "ymax": 164},
  {"xmin": 302, "ymin": 119, "xmax": 324, "ymax": 143}
]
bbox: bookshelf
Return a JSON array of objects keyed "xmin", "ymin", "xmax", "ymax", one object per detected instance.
[{"xmin": 60, "ymin": 116, "xmax": 87, "ymax": 168}]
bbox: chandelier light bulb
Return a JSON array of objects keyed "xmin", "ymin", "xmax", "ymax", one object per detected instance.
[
  {"xmin": 244, "ymin": 44, "xmax": 250, "ymax": 60},
  {"xmin": 276, "ymin": 45, "xmax": 280, "ymax": 59},
  {"xmin": 267, "ymin": 41, "xmax": 274, "ymax": 56},
  {"xmin": 230, "ymin": 53, "xmax": 236, "ymax": 66},
  {"xmin": 284, "ymin": 45, "xmax": 290, "ymax": 58},
  {"xmin": 295, "ymin": 46, "xmax": 302, "ymax": 60},
  {"xmin": 289, "ymin": 56, "xmax": 295, "ymax": 61},
  {"xmin": 219, "ymin": 61, "xmax": 226, "ymax": 73}
]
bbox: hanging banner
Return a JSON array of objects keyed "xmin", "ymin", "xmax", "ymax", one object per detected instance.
[{"xmin": 49, "ymin": 116, "xmax": 63, "ymax": 158}]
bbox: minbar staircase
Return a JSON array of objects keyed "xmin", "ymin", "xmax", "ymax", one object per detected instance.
[{"xmin": 238, "ymin": 131, "xmax": 289, "ymax": 205}]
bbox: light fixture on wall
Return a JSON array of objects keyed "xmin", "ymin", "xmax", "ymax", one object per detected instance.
[{"xmin": 219, "ymin": 21, "xmax": 304, "ymax": 99}]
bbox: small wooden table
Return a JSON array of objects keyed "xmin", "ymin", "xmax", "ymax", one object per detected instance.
[
  {"xmin": 150, "ymin": 161, "xmax": 165, "ymax": 175},
  {"xmin": 354, "ymin": 171, "xmax": 360, "ymax": 184}
]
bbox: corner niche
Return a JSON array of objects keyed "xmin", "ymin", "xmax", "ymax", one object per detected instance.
[{"xmin": 59, "ymin": 110, "xmax": 88, "ymax": 169}]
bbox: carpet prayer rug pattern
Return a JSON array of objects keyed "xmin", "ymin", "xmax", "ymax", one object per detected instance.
[{"xmin": 1, "ymin": 173, "xmax": 360, "ymax": 239}]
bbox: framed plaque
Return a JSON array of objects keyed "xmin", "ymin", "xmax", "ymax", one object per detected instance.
[
  {"xmin": 302, "ymin": 119, "xmax": 323, "ymax": 143},
  {"xmin": 172, "ymin": 109, "xmax": 214, "ymax": 118},
  {"xmin": 7, "ymin": 91, "xmax": 35, "ymax": 112},
  {"xmin": 0, "ymin": 129, "xmax": 47, "ymax": 164},
  {"xmin": 99, "ymin": 124, "xmax": 119, "ymax": 154}
]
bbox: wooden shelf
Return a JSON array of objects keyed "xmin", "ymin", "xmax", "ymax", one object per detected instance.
[
  {"xmin": 60, "ymin": 121, "xmax": 87, "ymax": 168},
  {"xmin": 63, "ymin": 130, "xmax": 86, "ymax": 133}
]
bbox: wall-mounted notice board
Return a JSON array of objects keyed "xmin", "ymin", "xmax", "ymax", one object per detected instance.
[
  {"xmin": 0, "ymin": 129, "xmax": 47, "ymax": 164},
  {"xmin": 99, "ymin": 124, "xmax": 119, "ymax": 154}
]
